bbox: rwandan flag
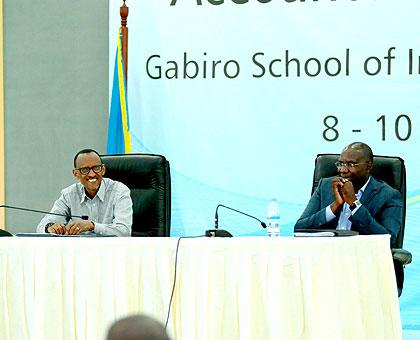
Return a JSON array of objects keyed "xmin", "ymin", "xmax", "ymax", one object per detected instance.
[{"xmin": 106, "ymin": 29, "xmax": 131, "ymax": 154}]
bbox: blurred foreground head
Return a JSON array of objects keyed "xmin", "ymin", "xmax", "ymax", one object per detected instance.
[{"xmin": 106, "ymin": 314, "xmax": 170, "ymax": 340}]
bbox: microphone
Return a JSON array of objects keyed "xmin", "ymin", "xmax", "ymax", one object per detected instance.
[
  {"xmin": 205, "ymin": 204, "xmax": 267, "ymax": 237},
  {"xmin": 0, "ymin": 204, "xmax": 89, "ymax": 221},
  {"xmin": 0, "ymin": 204, "xmax": 89, "ymax": 236}
]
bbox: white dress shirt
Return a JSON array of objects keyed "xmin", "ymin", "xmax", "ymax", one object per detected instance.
[{"xmin": 36, "ymin": 178, "xmax": 132, "ymax": 236}]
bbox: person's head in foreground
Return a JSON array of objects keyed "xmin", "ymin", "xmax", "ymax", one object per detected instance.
[{"xmin": 106, "ymin": 314, "xmax": 170, "ymax": 340}]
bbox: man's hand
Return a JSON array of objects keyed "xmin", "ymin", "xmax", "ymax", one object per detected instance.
[
  {"xmin": 66, "ymin": 220, "xmax": 95, "ymax": 235},
  {"xmin": 338, "ymin": 179, "xmax": 357, "ymax": 205},
  {"xmin": 47, "ymin": 223, "xmax": 67, "ymax": 235},
  {"xmin": 330, "ymin": 177, "xmax": 346, "ymax": 214}
]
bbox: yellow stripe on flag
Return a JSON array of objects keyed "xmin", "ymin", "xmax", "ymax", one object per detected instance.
[{"xmin": 116, "ymin": 29, "xmax": 131, "ymax": 153}]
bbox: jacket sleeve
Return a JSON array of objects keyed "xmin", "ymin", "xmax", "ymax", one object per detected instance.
[
  {"xmin": 294, "ymin": 178, "xmax": 335, "ymax": 230},
  {"xmin": 350, "ymin": 186, "xmax": 402, "ymax": 247}
]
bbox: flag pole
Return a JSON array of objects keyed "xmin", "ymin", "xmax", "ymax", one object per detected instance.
[{"xmin": 120, "ymin": 0, "xmax": 129, "ymax": 82}]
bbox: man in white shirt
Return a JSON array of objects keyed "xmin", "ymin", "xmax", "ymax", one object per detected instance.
[{"xmin": 36, "ymin": 149, "xmax": 132, "ymax": 236}]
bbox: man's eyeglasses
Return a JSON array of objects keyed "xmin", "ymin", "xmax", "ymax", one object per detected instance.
[
  {"xmin": 334, "ymin": 161, "xmax": 368, "ymax": 169},
  {"xmin": 75, "ymin": 164, "xmax": 103, "ymax": 175}
]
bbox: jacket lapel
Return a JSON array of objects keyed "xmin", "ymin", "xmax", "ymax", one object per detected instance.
[{"xmin": 359, "ymin": 177, "xmax": 379, "ymax": 206}]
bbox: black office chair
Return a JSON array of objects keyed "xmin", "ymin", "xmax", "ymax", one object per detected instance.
[
  {"xmin": 0, "ymin": 229, "xmax": 12, "ymax": 237},
  {"xmin": 312, "ymin": 154, "xmax": 412, "ymax": 296},
  {"xmin": 101, "ymin": 153, "xmax": 171, "ymax": 237}
]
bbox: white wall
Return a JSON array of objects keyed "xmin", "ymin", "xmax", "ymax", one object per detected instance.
[{"xmin": 4, "ymin": 0, "xmax": 109, "ymax": 232}]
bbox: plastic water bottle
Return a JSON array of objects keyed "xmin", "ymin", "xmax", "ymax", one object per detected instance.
[{"xmin": 267, "ymin": 198, "xmax": 280, "ymax": 237}]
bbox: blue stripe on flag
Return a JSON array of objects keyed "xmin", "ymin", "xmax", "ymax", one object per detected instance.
[{"xmin": 106, "ymin": 33, "xmax": 131, "ymax": 154}]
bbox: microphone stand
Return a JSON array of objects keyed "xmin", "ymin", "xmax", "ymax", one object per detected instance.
[
  {"xmin": 0, "ymin": 205, "xmax": 88, "ymax": 220},
  {"xmin": 205, "ymin": 204, "xmax": 267, "ymax": 237},
  {"xmin": 0, "ymin": 204, "xmax": 89, "ymax": 236}
]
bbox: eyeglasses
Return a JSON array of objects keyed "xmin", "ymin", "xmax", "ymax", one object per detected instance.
[
  {"xmin": 334, "ymin": 161, "xmax": 368, "ymax": 169},
  {"xmin": 75, "ymin": 164, "xmax": 103, "ymax": 175}
]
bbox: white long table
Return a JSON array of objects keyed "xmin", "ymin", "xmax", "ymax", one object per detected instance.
[{"xmin": 0, "ymin": 235, "xmax": 401, "ymax": 340}]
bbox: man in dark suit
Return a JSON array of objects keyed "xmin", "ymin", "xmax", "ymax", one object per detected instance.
[{"xmin": 294, "ymin": 142, "xmax": 402, "ymax": 248}]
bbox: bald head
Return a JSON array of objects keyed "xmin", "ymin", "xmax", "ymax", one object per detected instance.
[
  {"xmin": 342, "ymin": 142, "xmax": 373, "ymax": 163},
  {"xmin": 106, "ymin": 315, "xmax": 170, "ymax": 340}
]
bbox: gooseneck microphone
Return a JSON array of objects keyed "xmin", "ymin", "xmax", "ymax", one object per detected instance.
[
  {"xmin": 205, "ymin": 204, "xmax": 267, "ymax": 237},
  {"xmin": 0, "ymin": 204, "xmax": 89, "ymax": 236},
  {"xmin": 0, "ymin": 204, "xmax": 89, "ymax": 220}
]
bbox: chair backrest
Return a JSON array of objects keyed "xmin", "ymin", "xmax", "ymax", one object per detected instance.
[
  {"xmin": 312, "ymin": 154, "xmax": 406, "ymax": 248},
  {"xmin": 101, "ymin": 153, "xmax": 171, "ymax": 237}
]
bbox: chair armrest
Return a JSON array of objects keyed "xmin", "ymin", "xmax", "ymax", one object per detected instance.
[{"xmin": 392, "ymin": 248, "xmax": 412, "ymax": 265}]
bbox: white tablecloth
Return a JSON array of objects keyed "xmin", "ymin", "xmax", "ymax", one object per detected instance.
[{"xmin": 0, "ymin": 235, "xmax": 401, "ymax": 340}]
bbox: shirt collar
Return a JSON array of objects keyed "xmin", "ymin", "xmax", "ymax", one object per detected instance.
[{"xmin": 78, "ymin": 179, "xmax": 106, "ymax": 203}]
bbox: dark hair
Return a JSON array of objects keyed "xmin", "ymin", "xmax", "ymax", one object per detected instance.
[
  {"xmin": 346, "ymin": 142, "xmax": 373, "ymax": 163},
  {"xmin": 73, "ymin": 149, "xmax": 102, "ymax": 168},
  {"xmin": 106, "ymin": 314, "xmax": 170, "ymax": 340}
]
